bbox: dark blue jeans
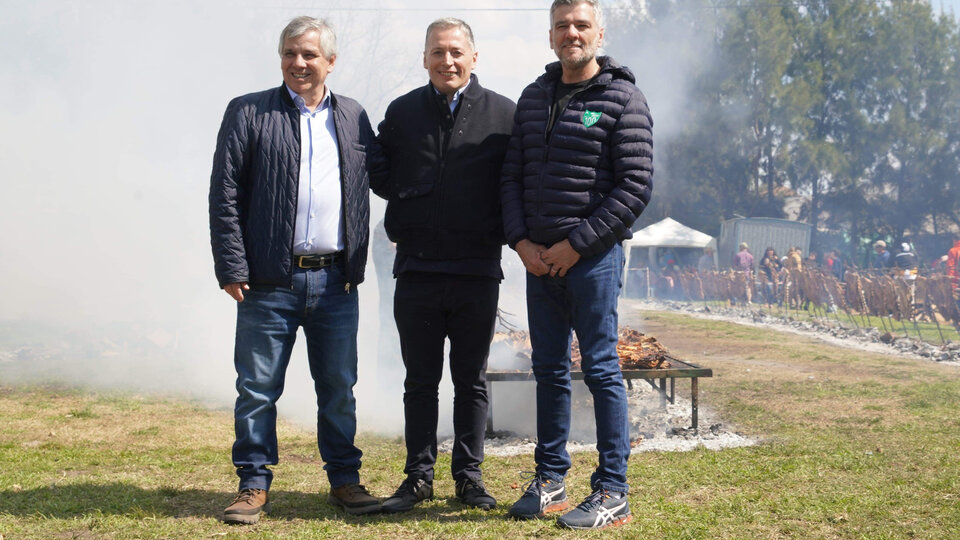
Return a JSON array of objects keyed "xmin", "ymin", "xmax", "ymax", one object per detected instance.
[
  {"xmin": 232, "ymin": 265, "xmax": 362, "ymax": 491},
  {"xmin": 526, "ymin": 244, "xmax": 630, "ymax": 493}
]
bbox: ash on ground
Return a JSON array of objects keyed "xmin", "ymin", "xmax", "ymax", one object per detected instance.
[
  {"xmin": 626, "ymin": 298, "xmax": 960, "ymax": 365},
  {"xmin": 438, "ymin": 380, "xmax": 756, "ymax": 456}
]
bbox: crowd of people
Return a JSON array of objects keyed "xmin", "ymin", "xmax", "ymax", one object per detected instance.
[{"xmin": 631, "ymin": 237, "xmax": 960, "ymax": 307}]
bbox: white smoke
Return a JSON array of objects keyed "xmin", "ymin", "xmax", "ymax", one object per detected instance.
[{"xmin": 0, "ymin": 1, "xmax": 556, "ymax": 439}]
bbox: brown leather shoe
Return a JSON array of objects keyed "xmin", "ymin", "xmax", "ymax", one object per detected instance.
[
  {"xmin": 223, "ymin": 488, "xmax": 269, "ymax": 524},
  {"xmin": 328, "ymin": 483, "xmax": 382, "ymax": 515}
]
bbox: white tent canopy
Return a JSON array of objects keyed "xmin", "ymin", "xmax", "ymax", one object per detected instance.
[
  {"xmin": 625, "ymin": 217, "xmax": 716, "ymax": 249},
  {"xmin": 624, "ymin": 217, "xmax": 717, "ymax": 273}
]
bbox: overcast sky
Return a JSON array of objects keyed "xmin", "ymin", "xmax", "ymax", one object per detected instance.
[{"xmin": 939, "ymin": 0, "xmax": 960, "ymax": 15}]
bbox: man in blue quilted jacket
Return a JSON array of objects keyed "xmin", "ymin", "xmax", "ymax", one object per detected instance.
[
  {"xmin": 209, "ymin": 16, "xmax": 380, "ymax": 524},
  {"xmin": 500, "ymin": 0, "xmax": 653, "ymax": 530}
]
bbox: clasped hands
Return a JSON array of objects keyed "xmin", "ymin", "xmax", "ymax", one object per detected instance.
[{"xmin": 516, "ymin": 238, "xmax": 581, "ymax": 277}]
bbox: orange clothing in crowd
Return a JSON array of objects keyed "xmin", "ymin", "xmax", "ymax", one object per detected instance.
[{"xmin": 947, "ymin": 240, "xmax": 960, "ymax": 286}]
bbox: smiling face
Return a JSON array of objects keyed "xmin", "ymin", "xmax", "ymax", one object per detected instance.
[
  {"xmin": 281, "ymin": 30, "xmax": 335, "ymax": 106},
  {"xmin": 423, "ymin": 26, "xmax": 477, "ymax": 101},
  {"xmin": 549, "ymin": 2, "xmax": 604, "ymax": 72}
]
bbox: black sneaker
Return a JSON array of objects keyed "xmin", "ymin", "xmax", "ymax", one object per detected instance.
[
  {"xmin": 556, "ymin": 488, "xmax": 631, "ymax": 530},
  {"xmin": 507, "ymin": 472, "xmax": 568, "ymax": 519},
  {"xmin": 381, "ymin": 476, "xmax": 433, "ymax": 513},
  {"xmin": 455, "ymin": 477, "xmax": 496, "ymax": 510}
]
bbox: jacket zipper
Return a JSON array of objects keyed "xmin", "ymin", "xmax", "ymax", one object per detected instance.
[
  {"xmin": 434, "ymin": 91, "xmax": 455, "ymax": 254},
  {"xmin": 536, "ymin": 75, "xmax": 606, "ymax": 230},
  {"xmin": 289, "ymin": 105, "xmax": 300, "ymax": 290},
  {"xmin": 331, "ymin": 98, "xmax": 353, "ymax": 294}
]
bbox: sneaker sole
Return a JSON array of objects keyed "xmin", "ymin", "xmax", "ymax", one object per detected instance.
[
  {"xmin": 223, "ymin": 502, "xmax": 270, "ymax": 525},
  {"xmin": 509, "ymin": 500, "xmax": 570, "ymax": 520},
  {"xmin": 558, "ymin": 513, "xmax": 632, "ymax": 530}
]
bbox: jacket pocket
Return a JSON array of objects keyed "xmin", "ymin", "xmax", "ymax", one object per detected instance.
[
  {"xmin": 386, "ymin": 181, "xmax": 434, "ymax": 233},
  {"xmin": 396, "ymin": 182, "xmax": 433, "ymax": 200}
]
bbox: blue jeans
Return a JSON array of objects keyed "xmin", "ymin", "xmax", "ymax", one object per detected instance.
[
  {"xmin": 526, "ymin": 243, "xmax": 630, "ymax": 493},
  {"xmin": 232, "ymin": 265, "xmax": 362, "ymax": 491}
]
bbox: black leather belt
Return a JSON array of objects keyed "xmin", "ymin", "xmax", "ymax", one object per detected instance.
[{"xmin": 295, "ymin": 252, "xmax": 343, "ymax": 269}]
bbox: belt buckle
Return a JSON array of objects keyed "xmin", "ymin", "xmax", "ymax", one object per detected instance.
[{"xmin": 297, "ymin": 256, "xmax": 317, "ymax": 269}]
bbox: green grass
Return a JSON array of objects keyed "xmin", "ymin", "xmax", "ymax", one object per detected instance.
[{"xmin": 2, "ymin": 311, "xmax": 960, "ymax": 538}]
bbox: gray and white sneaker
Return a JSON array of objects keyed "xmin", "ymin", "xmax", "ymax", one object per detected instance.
[
  {"xmin": 507, "ymin": 472, "xmax": 569, "ymax": 519},
  {"xmin": 556, "ymin": 488, "xmax": 631, "ymax": 530}
]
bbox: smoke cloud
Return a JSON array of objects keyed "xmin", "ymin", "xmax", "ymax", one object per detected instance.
[{"xmin": 0, "ymin": 1, "xmax": 557, "ymax": 437}]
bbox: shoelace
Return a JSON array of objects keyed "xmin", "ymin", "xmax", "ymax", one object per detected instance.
[
  {"xmin": 575, "ymin": 489, "xmax": 610, "ymax": 511},
  {"xmin": 460, "ymin": 478, "xmax": 486, "ymax": 495},
  {"xmin": 232, "ymin": 488, "xmax": 264, "ymax": 505},
  {"xmin": 518, "ymin": 471, "xmax": 547, "ymax": 496},
  {"xmin": 395, "ymin": 477, "xmax": 423, "ymax": 497},
  {"xmin": 344, "ymin": 484, "xmax": 369, "ymax": 495}
]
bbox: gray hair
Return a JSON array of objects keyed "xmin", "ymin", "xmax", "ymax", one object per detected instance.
[
  {"xmin": 278, "ymin": 16, "xmax": 337, "ymax": 59},
  {"xmin": 549, "ymin": 0, "xmax": 605, "ymax": 29},
  {"xmin": 424, "ymin": 17, "xmax": 476, "ymax": 51}
]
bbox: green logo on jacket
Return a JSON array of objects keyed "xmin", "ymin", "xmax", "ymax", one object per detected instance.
[{"xmin": 582, "ymin": 110, "xmax": 601, "ymax": 127}]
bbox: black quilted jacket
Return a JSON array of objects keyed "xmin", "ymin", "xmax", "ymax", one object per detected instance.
[
  {"xmin": 209, "ymin": 84, "xmax": 373, "ymax": 289},
  {"xmin": 500, "ymin": 56, "xmax": 653, "ymax": 258}
]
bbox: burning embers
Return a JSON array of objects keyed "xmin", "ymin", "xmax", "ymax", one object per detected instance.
[{"xmin": 491, "ymin": 326, "xmax": 672, "ymax": 371}]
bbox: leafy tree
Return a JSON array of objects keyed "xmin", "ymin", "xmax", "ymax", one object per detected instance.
[
  {"xmin": 606, "ymin": 0, "xmax": 960, "ymax": 246},
  {"xmin": 867, "ymin": 0, "xmax": 956, "ymax": 244}
]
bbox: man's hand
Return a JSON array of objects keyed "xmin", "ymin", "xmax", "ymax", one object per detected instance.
[
  {"xmin": 541, "ymin": 239, "xmax": 581, "ymax": 277},
  {"xmin": 516, "ymin": 239, "xmax": 551, "ymax": 276},
  {"xmin": 224, "ymin": 282, "xmax": 250, "ymax": 302}
]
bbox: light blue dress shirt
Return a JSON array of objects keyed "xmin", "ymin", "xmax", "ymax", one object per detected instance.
[
  {"xmin": 437, "ymin": 78, "xmax": 470, "ymax": 113},
  {"xmin": 288, "ymin": 86, "xmax": 343, "ymax": 256}
]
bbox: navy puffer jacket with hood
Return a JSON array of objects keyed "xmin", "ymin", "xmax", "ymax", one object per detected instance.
[{"xmin": 500, "ymin": 56, "xmax": 653, "ymax": 258}]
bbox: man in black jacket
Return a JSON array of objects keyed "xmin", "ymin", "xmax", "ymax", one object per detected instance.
[
  {"xmin": 209, "ymin": 16, "xmax": 380, "ymax": 523},
  {"xmin": 369, "ymin": 18, "xmax": 515, "ymax": 513},
  {"xmin": 501, "ymin": 0, "xmax": 653, "ymax": 530}
]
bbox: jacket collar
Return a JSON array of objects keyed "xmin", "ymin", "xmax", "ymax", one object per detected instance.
[
  {"xmin": 426, "ymin": 73, "xmax": 484, "ymax": 100},
  {"xmin": 537, "ymin": 55, "xmax": 635, "ymax": 88},
  {"xmin": 280, "ymin": 82, "xmax": 338, "ymax": 111}
]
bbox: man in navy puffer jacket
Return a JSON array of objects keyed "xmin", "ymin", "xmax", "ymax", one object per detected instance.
[
  {"xmin": 501, "ymin": 0, "xmax": 653, "ymax": 530},
  {"xmin": 209, "ymin": 16, "xmax": 379, "ymax": 523}
]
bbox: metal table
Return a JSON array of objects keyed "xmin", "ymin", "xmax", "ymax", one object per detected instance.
[{"xmin": 486, "ymin": 357, "xmax": 712, "ymax": 431}]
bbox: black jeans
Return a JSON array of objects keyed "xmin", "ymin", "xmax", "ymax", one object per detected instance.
[{"xmin": 394, "ymin": 272, "xmax": 499, "ymax": 483}]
